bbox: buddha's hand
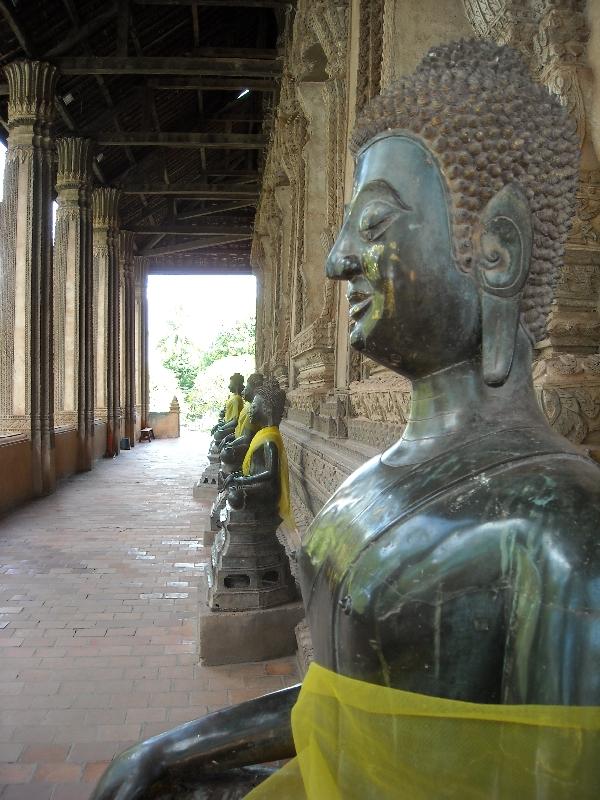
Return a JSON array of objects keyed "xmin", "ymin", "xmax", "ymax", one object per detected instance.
[
  {"xmin": 89, "ymin": 744, "xmax": 161, "ymax": 800},
  {"xmin": 223, "ymin": 471, "xmax": 241, "ymax": 489}
]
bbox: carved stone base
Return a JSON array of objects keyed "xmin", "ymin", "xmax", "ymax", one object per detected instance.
[
  {"xmin": 197, "ymin": 442, "xmax": 221, "ymax": 487},
  {"xmin": 207, "ymin": 505, "xmax": 297, "ymax": 612},
  {"xmin": 210, "ymin": 490, "xmax": 227, "ymax": 531},
  {"xmin": 199, "ymin": 590, "xmax": 304, "ymax": 666}
]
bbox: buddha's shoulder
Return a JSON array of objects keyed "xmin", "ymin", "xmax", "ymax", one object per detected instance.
[{"xmin": 490, "ymin": 448, "xmax": 600, "ymax": 517}]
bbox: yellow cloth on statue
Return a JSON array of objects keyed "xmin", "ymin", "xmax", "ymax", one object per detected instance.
[
  {"xmin": 235, "ymin": 401, "xmax": 252, "ymax": 438},
  {"xmin": 241, "ymin": 426, "xmax": 294, "ymax": 530},
  {"xmin": 224, "ymin": 393, "xmax": 243, "ymax": 423},
  {"xmin": 246, "ymin": 662, "xmax": 600, "ymax": 800}
]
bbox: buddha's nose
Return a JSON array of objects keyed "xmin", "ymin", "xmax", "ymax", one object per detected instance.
[{"xmin": 326, "ymin": 237, "xmax": 361, "ymax": 280}]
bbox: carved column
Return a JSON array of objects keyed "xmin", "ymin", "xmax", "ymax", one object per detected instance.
[
  {"xmin": 0, "ymin": 60, "xmax": 59, "ymax": 495},
  {"xmin": 121, "ymin": 231, "xmax": 136, "ymax": 446},
  {"xmin": 54, "ymin": 137, "xmax": 94, "ymax": 470},
  {"xmin": 135, "ymin": 257, "xmax": 150, "ymax": 430},
  {"xmin": 92, "ymin": 187, "xmax": 121, "ymax": 457}
]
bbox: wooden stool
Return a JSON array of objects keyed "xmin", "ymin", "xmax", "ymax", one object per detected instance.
[{"xmin": 139, "ymin": 427, "xmax": 155, "ymax": 442}]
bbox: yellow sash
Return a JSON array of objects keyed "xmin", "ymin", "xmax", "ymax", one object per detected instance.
[
  {"xmin": 241, "ymin": 426, "xmax": 294, "ymax": 530},
  {"xmin": 247, "ymin": 662, "xmax": 600, "ymax": 799},
  {"xmin": 224, "ymin": 393, "xmax": 243, "ymax": 423},
  {"xmin": 234, "ymin": 401, "xmax": 251, "ymax": 438}
]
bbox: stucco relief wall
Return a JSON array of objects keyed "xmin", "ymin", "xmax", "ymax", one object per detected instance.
[{"xmin": 253, "ymin": 0, "xmax": 600, "ymax": 542}]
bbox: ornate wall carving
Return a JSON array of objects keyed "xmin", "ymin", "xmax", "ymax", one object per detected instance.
[
  {"xmin": 253, "ymin": 0, "xmax": 600, "ymax": 534},
  {"xmin": 464, "ymin": 0, "xmax": 600, "ymax": 449}
]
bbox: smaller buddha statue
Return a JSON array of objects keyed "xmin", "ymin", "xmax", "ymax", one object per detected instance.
[
  {"xmin": 208, "ymin": 377, "xmax": 296, "ymax": 610},
  {"xmin": 220, "ymin": 373, "xmax": 265, "ymax": 468},
  {"xmin": 209, "ymin": 373, "xmax": 265, "ymax": 533},
  {"xmin": 212, "ymin": 373, "xmax": 245, "ymax": 444},
  {"xmin": 223, "ymin": 377, "xmax": 293, "ymax": 528}
]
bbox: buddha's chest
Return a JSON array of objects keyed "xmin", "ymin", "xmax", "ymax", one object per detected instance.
[{"xmin": 297, "ymin": 453, "xmax": 531, "ymax": 702}]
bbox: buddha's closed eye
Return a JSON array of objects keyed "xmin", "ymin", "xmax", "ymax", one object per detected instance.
[{"xmin": 359, "ymin": 200, "xmax": 403, "ymax": 242}]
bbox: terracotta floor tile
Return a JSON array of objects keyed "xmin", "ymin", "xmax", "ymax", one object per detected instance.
[{"xmin": 0, "ymin": 433, "xmax": 300, "ymax": 795}]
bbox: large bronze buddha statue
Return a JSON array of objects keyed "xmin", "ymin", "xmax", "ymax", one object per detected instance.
[{"xmin": 92, "ymin": 40, "xmax": 600, "ymax": 799}]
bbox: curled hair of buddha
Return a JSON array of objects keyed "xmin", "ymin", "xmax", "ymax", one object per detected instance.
[
  {"xmin": 351, "ymin": 39, "xmax": 579, "ymax": 342},
  {"xmin": 230, "ymin": 373, "xmax": 244, "ymax": 392},
  {"xmin": 255, "ymin": 377, "xmax": 286, "ymax": 426},
  {"xmin": 246, "ymin": 372, "xmax": 264, "ymax": 389}
]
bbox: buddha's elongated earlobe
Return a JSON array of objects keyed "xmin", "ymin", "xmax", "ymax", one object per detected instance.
[{"xmin": 474, "ymin": 184, "xmax": 533, "ymax": 386}]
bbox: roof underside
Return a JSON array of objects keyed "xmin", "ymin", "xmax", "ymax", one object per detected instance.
[{"xmin": 0, "ymin": 0, "xmax": 291, "ymax": 272}]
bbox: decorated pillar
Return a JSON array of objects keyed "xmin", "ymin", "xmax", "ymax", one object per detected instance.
[
  {"xmin": 134, "ymin": 256, "xmax": 150, "ymax": 431},
  {"xmin": 92, "ymin": 187, "xmax": 121, "ymax": 457},
  {"xmin": 0, "ymin": 60, "xmax": 59, "ymax": 495},
  {"xmin": 54, "ymin": 137, "xmax": 94, "ymax": 470},
  {"xmin": 121, "ymin": 231, "xmax": 136, "ymax": 446}
]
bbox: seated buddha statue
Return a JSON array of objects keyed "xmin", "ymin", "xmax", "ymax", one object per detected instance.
[
  {"xmin": 223, "ymin": 376, "xmax": 293, "ymax": 528},
  {"xmin": 92, "ymin": 39, "xmax": 600, "ymax": 800},
  {"xmin": 219, "ymin": 372, "xmax": 265, "ymax": 467},
  {"xmin": 212, "ymin": 373, "xmax": 245, "ymax": 444}
]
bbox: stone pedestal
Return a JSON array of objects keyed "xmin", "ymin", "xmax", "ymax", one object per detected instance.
[
  {"xmin": 198, "ymin": 441, "xmax": 221, "ymax": 486},
  {"xmin": 199, "ymin": 589, "xmax": 304, "ymax": 666},
  {"xmin": 207, "ymin": 505, "xmax": 297, "ymax": 612}
]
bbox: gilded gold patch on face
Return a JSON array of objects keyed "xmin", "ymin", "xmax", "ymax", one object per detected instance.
[{"xmin": 363, "ymin": 244, "xmax": 384, "ymax": 283}]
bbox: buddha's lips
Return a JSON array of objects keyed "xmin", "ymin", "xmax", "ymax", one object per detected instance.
[{"xmin": 348, "ymin": 291, "xmax": 372, "ymax": 321}]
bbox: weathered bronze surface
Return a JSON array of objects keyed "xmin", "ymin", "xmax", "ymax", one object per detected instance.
[{"xmin": 92, "ymin": 40, "xmax": 599, "ymax": 799}]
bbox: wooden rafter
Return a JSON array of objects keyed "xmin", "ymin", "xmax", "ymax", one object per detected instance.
[
  {"xmin": 55, "ymin": 55, "xmax": 281, "ymax": 77},
  {"xmin": 0, "ymin": 0, "xmax": 35, "ymax": 56},
  {"xmin": 134, "ymin": 0, "xmax": 294, "ymax": 7},
  {"xmin": 148, "ymin": 77, "xmax": 276, "ymax": 91},
  {"xmin": 46, "ymin": 5, "xmax": 119, "ymax": 58},
  {"xmin": 117, "ymin": 0, "xmax": 131, "ymax": 57},
  {"xmin": 98, "ymin": 132, "xmax": 266, "ymax": 148},
  {"xmin": 176, "ymin": 201, "xmax": 257, "ymax": 220},
  {"xmin": 121, "ymin": 183, "xmax": 259, "ymax": 198},
  {"xmin": 129, "ymin": 222, "xmax": 253, "ymax": 235},
  {"xmin": 140, "ymin": 233, "xmax": 253, "ymax": 257}
]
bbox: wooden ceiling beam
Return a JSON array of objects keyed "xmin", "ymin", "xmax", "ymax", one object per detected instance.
[
  {"xmin": 55, "ymin": 55, "xmax": 281, "ymax": 78},
  {"xmin": 98, "ymin": 132, "xmax": 266, "ymax": 148},
  {"xmin": 176, "ymin": 201, "xmax": 256, "ymax": 219},
  {"xmin": 129, "ymin": 223, "xmax": 253, "ymax": 235},
  {"xmin": 149, "ymin": 77, "xmax": 276, "ymax": 91},
  {"xmin": 134, "ymin": 0, "xmax": 294, "ymax": 7},
  {"xmin": 121, "ymin": 183, "xmax": 259, "ymax": 198},
  {"xmin": 0, "ymin": 0, "xmax": 35, "ymax": 56},
  {"xmin": 117, "ymin": 0, "xmax": 131, "ymax": 57},
  {"xmin": 46, "ymin": 5, "xmax": 119, "ymax": 57},
  {"xmin": 140, "ymin": 233, "xmax": 253, "ymax": 257}
]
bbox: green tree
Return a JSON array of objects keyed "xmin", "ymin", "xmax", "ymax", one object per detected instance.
[
  {"xmin": 199, "ymin": 316, "xmax": 255, "ymax": 370},
  {"xmin": 157, "ymin": 316, "xmax": 200, "ymax": 396}
]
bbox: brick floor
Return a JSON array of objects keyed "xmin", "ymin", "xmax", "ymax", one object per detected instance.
[{"xmin": 0, "ymin": 432, "xmax": 299, "ymax": 799}]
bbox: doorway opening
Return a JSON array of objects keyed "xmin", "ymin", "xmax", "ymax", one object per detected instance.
[{"xmin": 147, "ymin": 273, "xmax": 256, "ymax": 437}]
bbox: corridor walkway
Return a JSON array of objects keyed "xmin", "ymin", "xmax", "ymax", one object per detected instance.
[{"xmin": 0, "ymin": 433, "xmax": 299, "ymax": 800}]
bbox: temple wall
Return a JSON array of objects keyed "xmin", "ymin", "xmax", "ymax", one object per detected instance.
[
  {"xmin": 55, "ymin": 428, "xmax": 79, "ymax": 480},
  {"xmin": 253, "ymin": 0, "xmax": 600, "ymax": 549},
  {"xmin": 0, "ymin": 436, "xmax": 33, "ymax": 515}
]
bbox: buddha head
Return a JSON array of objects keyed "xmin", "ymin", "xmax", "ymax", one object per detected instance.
[
  {"xmin": 250, "ymin": 377, "xmax": 286, "ymax": 429},
  {"xmin": 243, "ymin": 372, "xmax": 264, "ymax": 403},
  {"xmin": 327, "ymin": 39, "xmax": 579, "ymax": 385},
  {"xmin": 228, "ymin": 373, "xmax": 244, "ymax": 395}
]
